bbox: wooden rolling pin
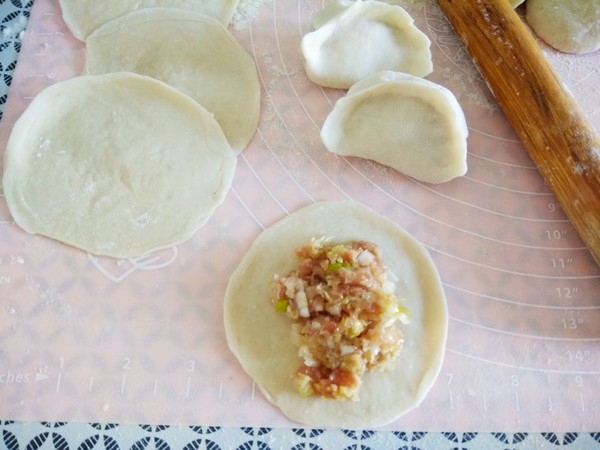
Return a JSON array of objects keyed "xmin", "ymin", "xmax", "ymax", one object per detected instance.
[{"xmin": 437, "ymin": 0, "xmax": 600, "ymax": 266}]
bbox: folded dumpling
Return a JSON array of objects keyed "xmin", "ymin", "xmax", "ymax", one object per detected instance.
[
  {"xmin": 321, "ymin": 71, "xmax": 468, "ymax": 184},
  {"xmin": 301, "ymin": 0, "xmax": 432, "ymax": 89}
]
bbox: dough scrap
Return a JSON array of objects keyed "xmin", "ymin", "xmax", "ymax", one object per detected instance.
[
  {"xmin": 58, "ymin": 0, "xmax": 240, "ymax": 40},
  {"xmin": 85, "ymin": 8, "xmax": 260, "ymax": 154},
  {"xmin": 526, "ymin": 0, "xmax": 600, "ymax": 54},
  {"xmin": 300, "ymin": 0, "xmax": 432, "ymax": 89},
  {"xmin": 321, "ymin": 71, "xmax": 468, "ymax": 184},
  {"xmin": 224, "ymin": 201, "xmax": 448, "ymax": 428},
  {"xmin": 2, "ymin": 73, "xmax": 237, "ymax": 258}
]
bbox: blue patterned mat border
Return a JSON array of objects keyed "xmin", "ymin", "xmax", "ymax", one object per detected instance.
[
  {"xmin": 0, "ymin": 0, "xmax": 33, "ymax": 121},
  {"xmin": 2, "ymin": 421, "xmax": 600, "ymax": 450}
]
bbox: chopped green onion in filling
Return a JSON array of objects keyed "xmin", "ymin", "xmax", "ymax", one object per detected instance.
[
  {"xmin": 327, "ymin": 261, "xmax": 352, "ymax": 271},
  {"xmin": 275, "ymin": 298, "xmax": 288, "ymax": 313}
]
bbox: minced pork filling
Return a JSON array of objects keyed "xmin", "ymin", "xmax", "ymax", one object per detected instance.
[{"xmin": 272, "ymin": 237, "xmax": 410, "ymax": 400}]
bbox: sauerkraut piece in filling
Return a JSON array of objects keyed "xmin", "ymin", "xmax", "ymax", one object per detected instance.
[{"xmin": 272, "ymin": 237, "xmax": 410, "ymax": 401}]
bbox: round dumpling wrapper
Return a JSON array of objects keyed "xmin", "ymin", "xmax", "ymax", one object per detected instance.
[
  {"xmin": 85, "ymin": 8, "xmax": 260, "ymax": 154},
  {"xmin": 58, "ymin": 0, "xmax": 240, "ymax": 40},
  {"xmin": 526, "ymin": 0, "xmax": 600, "ymax": 54},
  {"xmin": 2, "ymin": 72, "xmax": 237, "ymax": 258},
  {"xmin": 224, "ymin": 201, "xmax": 448, "ymax": 428}
]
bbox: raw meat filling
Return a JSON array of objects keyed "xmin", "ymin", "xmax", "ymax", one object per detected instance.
[{"xmin": 273, "ymin": 238, "xmax": 410, "ymax": 400}]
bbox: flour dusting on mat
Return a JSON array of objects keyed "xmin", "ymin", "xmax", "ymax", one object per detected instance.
[{"xmin": 231, "ymin": 0, "xmax": 271, "ymax": 30}]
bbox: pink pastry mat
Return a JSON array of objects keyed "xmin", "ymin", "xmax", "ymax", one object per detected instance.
[{"xmin": 0, "ymin": 0, "xmax": 599, "ymax": 431}]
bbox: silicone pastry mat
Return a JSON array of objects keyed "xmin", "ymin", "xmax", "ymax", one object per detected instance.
[{"xmin": 0, "ymin": 0, "xmax": 599, "ymax": 431}]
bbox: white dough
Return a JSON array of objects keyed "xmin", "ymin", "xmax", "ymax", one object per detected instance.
[
  {"xmin": 301, "ymin": 0, "xmax": 432, "ymax": 89},
  {"xmin": 321, "ymin": 71, "xmax": 468, "ymax": 184},
  {"xmin": 526, "ymin": 0, "xmax": 600, "ymax": 54},
  {"xmin": 224, "ymin": 201, "xmax": 448, "ymax": 428},
  {"xmin": 85, "ymin": 8, "xmax": 260, "ymax": 154},
  {"xmin": 310, "ymin": 0, "xmax": 354, "ymax": 29},
  {"xmin": 58, "ymin": 0, "xmax": 240, "ymax": 40},
  {"xmin": 2, "ymin": 73, "xmax": 237, "ymax": 258}
]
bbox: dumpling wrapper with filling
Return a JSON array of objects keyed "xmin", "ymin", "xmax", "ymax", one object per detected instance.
[
  {"xmin": 58, "ymin": 0, "xmax": 240, "ymax": 40},
  {"xmin": 85, "ymin": 8, "xmax": 260, "ymax": 154},
  {"xmin": 224, "ymin": 200, "xmax": 448, "ymax": 428},
  {"xmin": 321, "ymin": 71, "xmax": 468, "ymax": 184},
  {"xmin": 2, "ymin": 72, "xmax": 237, "ymax": 258},
  {"xmin": 300, "ymin": 0, "xmax": 432, "ymax": 89}
]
